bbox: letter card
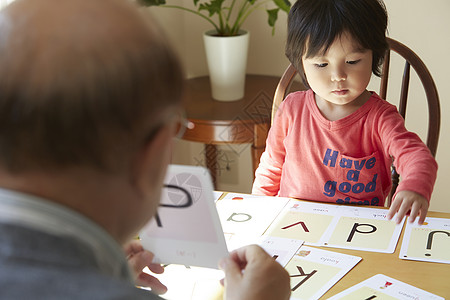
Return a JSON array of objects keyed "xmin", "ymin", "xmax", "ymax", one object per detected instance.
[
  {"xmin": 215, "ymin": 194, "xmax": 290, "ymax": 237},
  {"xmin": 142, "ymin": 264, "xmax": 224, "ymax": 300},
  {"xmin": 140, "ymin": 165, "xmax": 228, "ymax": 269},
  {"xmin": 223, "ymin": 234, "xmax": 303, "ymax": 267},
  {"xmin": 328, "ymin": 274, "xmax": 444, "ymax": 300},
  {"xmin": 265, "ymin": 201, "xmax": 339, "ymax": 246},
  {"xmin": 399, "ymin": 217, "xmax": 450, "ymax": 264},
  {"xmin": 213, "ymin": 191, "xmax": 224, "ymax": 202},
  {"xmin": 287, "ymin": 246, "xmax": 361, "ymax": 300},
  {"xmin": 258, "ymin": 236, "xmax": 304, "ymax": 267},
  {"xmin": 220, "ymin": 192, "xmax": 262, "ymax": 200},
  {"xmin": 321, "ymin": 206, "xmax": 404, "ymax": 253}
]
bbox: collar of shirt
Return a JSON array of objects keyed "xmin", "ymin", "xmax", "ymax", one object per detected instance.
[{"xmin": 0, "ymin": 187, "xmax": 133, "ymax": 283}]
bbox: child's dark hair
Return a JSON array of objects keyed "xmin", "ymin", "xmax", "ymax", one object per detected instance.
[{"xmin": 286, "ymin": 0, "xmax": 389, "ymax": 88}]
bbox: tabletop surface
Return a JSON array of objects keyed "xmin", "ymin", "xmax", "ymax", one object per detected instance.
[
  {"xmin": 218, "ymin": 194, "xmax": 450, "ymax": 299},
  {"xmin": 151, "ymin": 193, "xmax": 450, "ymax": 300},
  {"xmin": 319, "ymin": 208, "xmax": 450, "ymax": 298}
]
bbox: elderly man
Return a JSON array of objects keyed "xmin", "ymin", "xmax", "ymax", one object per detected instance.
[{"xmin": 0, "ymin": 0, "xmax": 290, "ymax": 299}]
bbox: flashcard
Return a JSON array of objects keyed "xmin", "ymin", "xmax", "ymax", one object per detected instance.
[
  {"xmin": 223, "ymin": 234, "xmax": 303, "ymax": 267},
  {"xmin": 258, "ymin": 236, "xmax": 304, "ymax": 267},
  {"xmin": 223, "ymin": 232, "xmax": 260, "ymax": 252},
  {"xmin": 142, "ymin": 264, "xmax": 224, "ymax": 300},
  {"xmin": 400, "ymin": 217, "xmax": 450, "ymax": 264},
  {"xmin": 213, "ymin": 191, "xmax": 224, "ymax": 202},
  {"xmin": 327, "ymin": 274, "xmax": 444, "ymax": 300},
  {"xmin": 286, "ymin": 246, "xmax": 361, "ymax": 300},
  {"xmin": 140, "ymin": 165, "xmax": 228, "ymax": 269},
  {"xmin": 322, "ymin": 206, "xmax": 404, "ymax": 253},
  {"xmin": 221, "ymin": 192, "xmax": 263, "ymax": 200},
  {"xmin": 216, "ymin": 194, "xmax": 290, "ymax": 237},
  {"xmin": 265, "ymin": 200, "xmax": 339, "ymax": 246}
]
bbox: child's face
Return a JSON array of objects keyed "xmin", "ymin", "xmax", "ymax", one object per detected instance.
[{"xmin": 302, "ymin": 32, "xmax": 373, "ymax": 106}]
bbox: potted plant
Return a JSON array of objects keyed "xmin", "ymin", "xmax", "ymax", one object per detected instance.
[
  {"xmin": 138, "ymin": 0, "xmax": 291, "ymax": 101},
  {"xmin": 139, "ymin": 0, "xmax": 291, "ymax": 36}
]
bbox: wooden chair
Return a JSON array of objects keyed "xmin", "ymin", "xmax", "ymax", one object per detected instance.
[{"xmin": 271, "ymin": 37, "xmax": 441, "ymax": 206}]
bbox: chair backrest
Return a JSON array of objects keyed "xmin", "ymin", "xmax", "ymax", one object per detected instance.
[{"xmin": 271, "ymin": 37, "xmax": 441, "ymax": 206}]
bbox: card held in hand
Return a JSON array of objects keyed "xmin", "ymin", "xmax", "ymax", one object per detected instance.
[{"xmin": 140, "ymin": 165, "xmax": 228, "ymax": 269}]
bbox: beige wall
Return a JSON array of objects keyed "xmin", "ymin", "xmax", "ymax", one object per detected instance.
[{"xmin": 148, "ymin": 0, "xmax": 450, "ymax": 213}]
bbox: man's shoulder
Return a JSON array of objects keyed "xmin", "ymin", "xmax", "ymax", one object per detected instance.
[
  {"xmin": 0, "ymin": 251, "xmax": 162, "ymax": 300},
  {"xmin": 0, "ymin": 223, "xmax": 163, "ymax": 300},
  {"xmin": 0, "ymin": 268, "xmax": 161, "ymax": 299}
]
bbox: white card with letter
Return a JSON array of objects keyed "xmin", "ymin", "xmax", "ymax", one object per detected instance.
[
  {"xmin": 399, "ymin": 217, "xmax": 450, "ymax": 264},
  {"xmin": 328, "ymin": 274, "xmax": 444, "ymax": 300},
  {"xmin": 140, "ymin": 165, "xmax": 228, "ymax": 269},
  {"xmin": 287, "ymin": 246, "xmax": 361, "ymax": 300},
  {"xmin": 216, "ymin": 194, "xmax": 290, "ymax": 237},
  {"xmin": 321, "ymin": 206, "xmax": 404, "ymax": 253}
]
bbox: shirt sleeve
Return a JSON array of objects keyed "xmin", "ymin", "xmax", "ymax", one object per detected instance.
[
  {"xmin": 252, "ymin": 98, "xmax": 291, "ymax": 196},
  {"xmin": 376, "ymin": 104, "xmax": 438, "ymax": 202}
]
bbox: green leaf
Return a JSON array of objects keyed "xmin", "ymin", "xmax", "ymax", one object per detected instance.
[
  {"xmin": 273, "ymin": 0, "xmax": 291, "ymax": 13},
  {"xmin": 266, "ymin": 8, "xmax": 279, "ymax": 27},
  {"xmin": 137, "ymin": 0, "xmax": 166, "ymax": 6},
  {"xmin": 199, "ymin": 0, "xmax": 225, "ymax": 17},
  {"xmin": 138, "ymin": 0, "xmax": 290, "ymax": 36}
]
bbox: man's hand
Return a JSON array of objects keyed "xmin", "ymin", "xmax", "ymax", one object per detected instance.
[
  {"xmin": 124, "ymin": 240, "xmax": 167, "ymax": 294},
  {"xmin": 387, "ymin": 190, "xmax": 429, "ymax": 225},
  {"xmin": 219, "ymin": 245, "xmax": 291, "ymax": 300}
]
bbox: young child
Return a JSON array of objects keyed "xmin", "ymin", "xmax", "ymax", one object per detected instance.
[{"xmin": 252, "ymin": 0, "xmax": 437, "ymax": 225}]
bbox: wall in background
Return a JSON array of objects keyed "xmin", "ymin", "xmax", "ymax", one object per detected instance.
[{"xmin": 148, "ymin": 0, "xmax": 450, "ymax": 213}]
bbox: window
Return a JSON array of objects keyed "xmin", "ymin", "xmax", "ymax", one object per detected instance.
[{"xmin": 0, "ymin": 0, "xmax": 15, "ymax": 9}]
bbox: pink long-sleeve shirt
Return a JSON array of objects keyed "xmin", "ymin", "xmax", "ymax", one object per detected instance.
[{"xmin": 252, "ymin": 90, "xmax": 437, "ymax": 206}]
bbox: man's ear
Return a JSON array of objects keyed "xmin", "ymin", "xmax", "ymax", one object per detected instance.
[{"xmin": 132, "ymin": 123, "xmax": 174, "ymax": 198}]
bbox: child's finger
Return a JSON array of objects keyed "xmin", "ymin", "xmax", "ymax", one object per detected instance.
[
  {"xmin": 417, "ymin": 205, "xmax": 428, "ymax": 225},
  {"xmin": 395, "ymin": 201, "xmax": 410, "ymax": 224},
  {"xmin": 386, "ymin": 198, "xmax": 401, "ymax": 220},
  {"xmin": 417, "ymin": 210, "xmax": 427, "ymax": 225},
  {"xmin": 408, "ymin": 202, "xmax": 420, "ymax": 224}
]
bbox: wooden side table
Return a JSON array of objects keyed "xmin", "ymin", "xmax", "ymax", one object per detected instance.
[{"xmin": 181, "ymin": 74, "xmax": 303, "ymax": 186}]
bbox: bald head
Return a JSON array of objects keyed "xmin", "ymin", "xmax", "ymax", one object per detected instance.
[{"xmin": 0, "ymin": 0, "xmax": 183, "ymax": 172}]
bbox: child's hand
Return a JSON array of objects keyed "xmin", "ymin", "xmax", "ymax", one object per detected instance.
[{"xmin": 387, "ymin": 190, "xmax": 429, "ymax": 225}]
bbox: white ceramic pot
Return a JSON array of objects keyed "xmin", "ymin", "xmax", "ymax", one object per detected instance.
[{"xmin": 203, "ymin": 30, "xmax": 249, "ymax": 101}]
